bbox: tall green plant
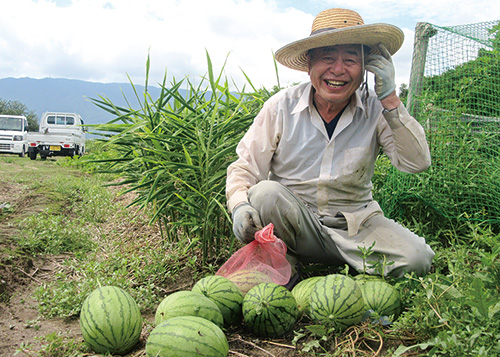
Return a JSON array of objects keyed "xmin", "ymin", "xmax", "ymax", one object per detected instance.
[{"xmin": 89, "ymin": 52, "xmax": 273, "ymax": 261}]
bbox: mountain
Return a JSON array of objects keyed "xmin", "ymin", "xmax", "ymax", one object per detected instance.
[{"xmin": 0, "ymin": 77, "xmax": 163, "ymax": 126}]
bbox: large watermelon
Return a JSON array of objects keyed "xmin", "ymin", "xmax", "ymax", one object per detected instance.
[
  {"xmin": 146, "ymin": 315, "xmax": 229, "ymax": 357},
  {"xmin": 291, "ymin": 276, "xmax": 323, "ymax": 318},
  {"xmin": 309, "ymin": 274, "xmax": 365, "ymax": 331},
  {"xmin": 359, "ymin": 280, "xmax": 401, "ymax": 318},
  {"xmin": 155, "ymin": 290, "xmax": 224, "ymax": 328},
  {"xmin": 242, "ymin": 282, "xmax": 298, "ymax": 337},
  {"xmin": 192, "ymin": 275, "xmax": 244, "ymax": 326},
  {"xmin": 226, "ymin": 269, "xmax": 274, "ymax": 296},
  {"xmin": 79, "ymin": 286, "xmax": 142, "ymax": 355}
]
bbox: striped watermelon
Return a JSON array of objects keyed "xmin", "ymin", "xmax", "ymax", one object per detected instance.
[
  {"xmin": 191, "ymin": 275, "xmax": 244, "ymax": 326},
  {"xmin": 291, "ymin": 276, "xmax": 323, "ymax": 318},
  {"xmin": 242, "ymin": 282, "xmax": 298, "ymax": 337},
  {"xmin": 309, "ymin": 274, "xmax": 365, "ymax": 330},
  {"xmin": 359, "ymin": 280, "xmax": 401, "ymax": 318},
  {"xmin": 79, "ymin": 286, "xmax": 142, "ymax": 355},
  {"xmin": 146, "ymin": 315, "xmax": 229, "ymax": 357},
  {"xmin": 155, "ymin": 290, "xmax": 224, "ymax": 328},
  {"xmin": 226, "ymin": 269, "xmax": 274, "ymax": 296}
]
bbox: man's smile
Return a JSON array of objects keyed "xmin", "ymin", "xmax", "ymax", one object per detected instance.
[{"xmin": 325, "ymin": 79, "xmax": 347, "ymax": 88}]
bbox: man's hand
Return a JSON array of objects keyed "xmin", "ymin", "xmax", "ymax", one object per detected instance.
[
  {"xmin": 232, "ymin": 203, "xmax": 263, "ymax": 244},
  {"xmin": 365, "ymin": 43, "xmax": 396, "ymax": 100}
]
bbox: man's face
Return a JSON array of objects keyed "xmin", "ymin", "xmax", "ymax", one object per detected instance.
[{"xmin": 308, "ymin": 44, "xmax": 364, "ymax": 108}]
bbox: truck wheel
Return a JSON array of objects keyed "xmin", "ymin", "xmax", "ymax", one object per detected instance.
[
  {"xmin": 19, "ymin": 147, "xmax": 25, "ymax": 158},
  {"xmin": 40, "ymin": 155, "xmax": 47, "ymax": 160},
  {"xmin": 29, "ymin": 151, "xmax": 37, "ymax": 160}
]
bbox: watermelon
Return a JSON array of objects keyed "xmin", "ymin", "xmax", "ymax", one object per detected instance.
[
  {"xmin": 226, "ymin": 269, "xmax": 274, "ymax": 296},
  {"xmin": 155, "ymin": 290, "xmax": 224, "ymax": 328},
  {"xmin": 192, "ymin": 275, "xmax": 244, "ymax": 326},
  {"xmin": 242, "ymin": 282, "xmax": 298, "ymax": 337},
  {"xmin": 309, "ymin": 274, "xmax": 365, "ymax": 330},
  {"xmin": 359, "ymin": 280, "xmax": 401, "ymax": 318},
  {"xmin": 291, "ymin": 276, "xmax": 323, "ymax": 318},
  {"xmin": 79, "ymin": 286, "xmax": 142, "ymax": 355},
  {"xmin": 146, "ymin": 315, "xmax": 228, "ymax": 357}
]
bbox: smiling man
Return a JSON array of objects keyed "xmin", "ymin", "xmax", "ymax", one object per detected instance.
[{"xmin": 225, "ymin": 8, "xmax": 434, "ymax": 287}]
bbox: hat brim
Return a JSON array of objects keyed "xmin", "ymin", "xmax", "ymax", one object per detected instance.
[{"xmin": 275, "ymin": 23, "xmax": 404, "ymax": 72}]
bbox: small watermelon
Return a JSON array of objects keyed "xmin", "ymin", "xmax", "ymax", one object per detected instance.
[
  {"xmin": 155, "ymin": 290, "xmax": 224, "ymax": 327},
  {"xmin": 309, "ymin": 274, "xmax": 365, "ymax": 331},
  {"xmin": 79, "ymin": 286, "xmax": 142, "ymax": 355},
  {"xmin": 192, "ymin": 275, "xmax": 244, "ymax": 326},
  {"xmin": 146, "ymin": 315, "xmax": 229, "ymax": 357},
  {"xmin": 359, "ymin": 280, "xmax": 401, "ymax": 318},
  {"xmin": 226, "ymin": 269, "xmax": 274, "ymax": 296},
  {"xmin": 291, "ymin": 276, "xmax": 323, "ymax": 318},
  {"xmin": 242, "ymin": 283, "xmax": 298, "ymax": 337}
]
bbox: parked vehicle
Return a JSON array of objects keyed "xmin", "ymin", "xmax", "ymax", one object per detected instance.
[
  {"xmin": 27, "ymin": 112, "xmax": 86, "ymax": 160},
  {"xmin": 0, "ymin": 114, "xmax": 29, "ymax": 157}
]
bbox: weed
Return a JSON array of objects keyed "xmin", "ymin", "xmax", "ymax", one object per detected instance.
[
  {"xmin": 16, "ymin": 210, "xmax": 95, "ymax": 255},
  {"xmin": 15, "ymin": 332, "xmax": 90, "ymax": 356}
]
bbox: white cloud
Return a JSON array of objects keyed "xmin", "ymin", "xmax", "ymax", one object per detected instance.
[{"xmin": 0, "ymin": 0, "xmax": 498, "ymax": 92}]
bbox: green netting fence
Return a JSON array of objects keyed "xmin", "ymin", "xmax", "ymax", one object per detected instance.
[{"xmin": 376, "ymin": 19, "xmax": 500, "ymax": 227}]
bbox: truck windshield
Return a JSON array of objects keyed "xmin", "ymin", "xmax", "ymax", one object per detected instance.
[
  {"xmin": 47, "ymin": 115, "xmax": 75, "ymax": 125},
  {"xmin": 0, "ymin": 117, "xmax": 23, "ymax": 131}
]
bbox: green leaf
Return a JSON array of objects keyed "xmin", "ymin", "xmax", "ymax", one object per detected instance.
[
  {"xmin": 466, "ymin": 277, "xmax": 496, "ymax": 319},
  {"xmin": 304, "ymin": 324, "xmax": 328, "ymax": 337}
]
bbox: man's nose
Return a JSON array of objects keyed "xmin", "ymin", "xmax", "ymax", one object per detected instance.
[{"xmin": 329, "ymin": 59, "xmax": 345, "ymax": 75}]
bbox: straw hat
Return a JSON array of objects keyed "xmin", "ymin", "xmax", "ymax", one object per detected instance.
[{"xmin": 275, "ymin": 8, "xmax": 404, "ymax": 72}]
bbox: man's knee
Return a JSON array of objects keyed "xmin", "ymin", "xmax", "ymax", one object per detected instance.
[
  {"xmin": 389, "ymin": 242, "xmax": 435, "ymax": 277},
  {"xmin": 248, "ymin": 181, "xmax": 287, "ymax": 211},
  {"xmin": 249, "ymin": 180, "xmax": 282, "ymax": 198}
]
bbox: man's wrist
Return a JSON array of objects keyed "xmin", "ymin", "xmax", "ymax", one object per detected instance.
[
  {"xmin": 382, "ymin": 107, "xmax": 398, "ymax": 114},
  {"xmin": 380, "ymin": 91, "xmax": 400, "ymax": 111},
  {"xmin": 231, "ymin": 201, "xmax": 250, "ymax": 216}
]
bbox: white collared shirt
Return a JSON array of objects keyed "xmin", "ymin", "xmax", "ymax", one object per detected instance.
[{"xmin": 226, "ymin": 82, "xmax": 431, "ymax": 219}]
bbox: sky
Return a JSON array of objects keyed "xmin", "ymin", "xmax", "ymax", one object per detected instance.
[{"xmin": 1, "ymin": 0, "xmax": 499, "ymax": 92}]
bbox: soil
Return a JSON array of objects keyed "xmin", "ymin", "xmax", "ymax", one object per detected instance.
[{"xmin": 0, "ymin": 157, "xmax": 298, "ymax": 357}]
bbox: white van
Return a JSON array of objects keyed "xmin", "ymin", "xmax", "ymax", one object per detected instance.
[{"xmin": 0, "ymin": 114, "xmax": 29, "ymax": 157}]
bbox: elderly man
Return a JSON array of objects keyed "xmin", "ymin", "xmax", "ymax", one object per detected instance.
[{"xmin": 226, "ymin": 8, "xmax": 434, "ymax": 283}]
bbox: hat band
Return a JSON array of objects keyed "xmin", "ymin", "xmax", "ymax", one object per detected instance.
[{"xmin": 310, "ymin": 27, "xmax": 337, "ymax": 35}]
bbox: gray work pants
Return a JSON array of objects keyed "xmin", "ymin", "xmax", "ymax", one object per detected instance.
[{"xmin": 248, "ymin": 180, "xmax": 435, "ymax": 277}]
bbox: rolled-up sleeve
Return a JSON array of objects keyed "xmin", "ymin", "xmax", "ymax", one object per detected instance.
[{"xmin": 378, "ymin": 102, "xmax": 431, "ymax": 173}]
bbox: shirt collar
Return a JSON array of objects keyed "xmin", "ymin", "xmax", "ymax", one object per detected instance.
[{"xmin": 290, "ymin": 83, "xmax": 313, "ymax": 115}]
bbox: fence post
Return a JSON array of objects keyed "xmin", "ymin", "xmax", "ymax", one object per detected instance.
[{"xmin": 408, "ymin": 22, "xmax": 437, "ymax": 120}]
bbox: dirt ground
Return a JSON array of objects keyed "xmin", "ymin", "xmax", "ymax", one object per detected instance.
[
  {"xmin": 0, "ymin": 161, "xmax": 84, "ymax": 356},
  {"xmin": 0, "ymin": 157, "xmax": 300, "ymax": 357}
]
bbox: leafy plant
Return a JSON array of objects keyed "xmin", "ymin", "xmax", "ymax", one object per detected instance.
[{"xmin": 88, "ymin": 51, "xmax": 275, "ymax": 262}]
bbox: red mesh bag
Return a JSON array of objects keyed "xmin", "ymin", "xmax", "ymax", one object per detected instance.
[{"xmin": 217, "ymin": 223, "xmax": 291, "ymax": 285}]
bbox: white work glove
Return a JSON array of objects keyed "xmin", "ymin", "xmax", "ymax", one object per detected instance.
[
  {"xmin": 232, "ymin": 202, "xmax": 263, "ymax": 244},
  {"xmin": 365, "ymin": 43, "xmax": 396, "ymax": 100}
]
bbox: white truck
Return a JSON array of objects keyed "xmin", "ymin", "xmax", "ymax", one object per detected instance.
[
  {"xmin": 27, "ymin": 112, "xmax": 86, "ymax": 160},
  {"xmin": 0, "ymin": 114, "xmax": 29, "ymax": 157}
]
